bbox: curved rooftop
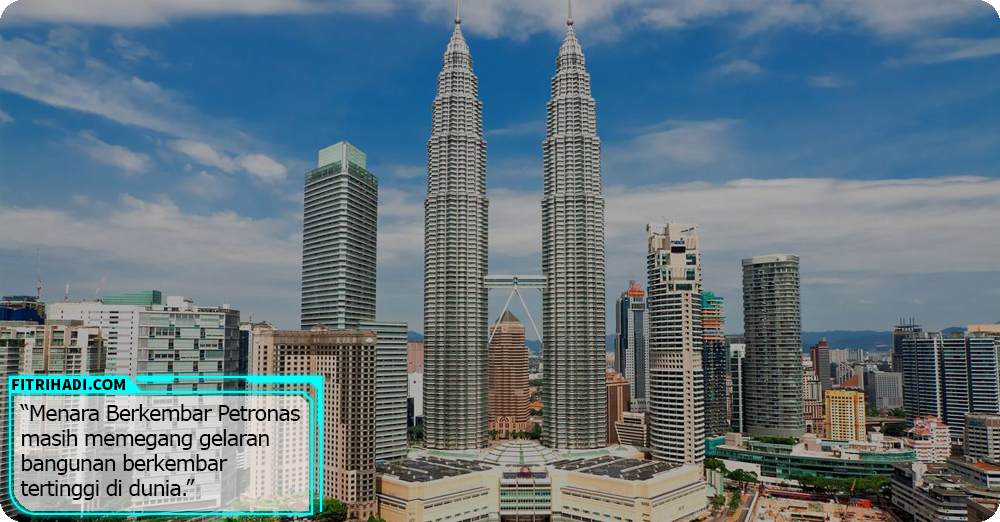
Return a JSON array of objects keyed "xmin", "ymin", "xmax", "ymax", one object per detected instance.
[{"xmin": 481, "ymin": 440, "xmax": 562, "ymax": 466}]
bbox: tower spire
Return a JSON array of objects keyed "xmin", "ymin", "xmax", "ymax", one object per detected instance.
[
  {"xmin": 455, "ymin": 0, "xmax": 461, "ymax": 25},
  {"xmin": 567, "ymin": 0, "xmax": 573, "ymax": 26}
]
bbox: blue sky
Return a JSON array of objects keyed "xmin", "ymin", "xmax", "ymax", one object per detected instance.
[{"xmin": 1, "ymin": 0, "xmax": 998, "ymax": 337}]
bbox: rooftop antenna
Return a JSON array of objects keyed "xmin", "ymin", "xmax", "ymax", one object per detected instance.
[
  {"xmin": 35, "ymin": 248, "xmax": 42, "ymax": 300},
  {"xmin": 567, "ymin": 0, "xmax": 574, "ymax": 26},
  {"xmin": 64, "ymin": 281, "xmax": 70, "ymax": 302},
  {"xmin": 455, "ymin": 0, "xmax": 460, "ymax": 24}
]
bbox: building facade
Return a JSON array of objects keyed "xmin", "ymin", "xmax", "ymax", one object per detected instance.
[
  {"xmin": 607, "ymin": 371, "xmax": 630, "ymax": 445},
  {"xmin": 487, "ymin": 311, "xmax": 530, "ymax": 439},
  {"xmin": 615, "ymin": 281, "xmax": 649, "ymax": 413},
  {"xmin": 423, "ymin": 15, "xmax": 490, "ymax": 451},
  {"xmin": 906, "ymin": 416, "xmax": 952, "ymax": 464},
  {"xmin": 406, "ymin": 340, "xmax": 423, "ymax": 373},
  {"xmin": 729, "ymin": 343, "xmax": 746, "ymax": 434},
  {"xmin": 301, "ymin": 141, "xmax": 377, "ymax": 330},
  {"xmin": 360, "ymin": 321, "xmax": 409, "ymax": 462},
  {"xmin": 742, "ymin": 254, "xmax": 805, "ymax": 438},
  {"xmin": 809, "ymin": 338, "xmax": 832, "ymax": 393},
  {"xmin": 251, "ymin": 325, "xmax": 378, "ymax": 519},
  {"xmin": 965, "ymin": 413, "xmax": 1000, "ymax": 461},
  {"xmin": 865, "ymin": 370, "xmax": 903, "ymax": 411},
  {"xmin": 702, "ymin": 291, "xmax": 729, "ymax": 438},
  {"xmin": 825, "ymin": 389, "xmax": 866, "ymax": 442},
  {"xmin": 541, "ymin": 14, "xmax": 607, "ymax": 450}
]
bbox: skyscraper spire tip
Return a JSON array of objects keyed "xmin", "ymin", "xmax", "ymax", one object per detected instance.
[
  {"xmin": 567, "ymin": 0, "xmax": 574, "ymax": 26},
  {"xmin": 455, "ymin": 0, "xmax": 461, "ymax": 25}
]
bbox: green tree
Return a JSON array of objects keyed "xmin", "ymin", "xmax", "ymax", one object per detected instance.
[
  {"xmin": 710, "ymin": 494, "xmax": 726, "ymax": 513},
  {"xmin": 528, "ymin": 423, "xmax": 542, "ymax": 440},
  {"xmin": 729, "ymin": 491, "xmax": 742, "ymax": 511},
  {"xmin": 366, "ymin": 517, "xmax": 387, "ymax": 522},
  {"xmin": 727, "ymin": 469, "xmax": 758, "ymax": 489},
  {"xmin": 705, "ymin": 458, "xmax": 727, "ymax": 473},
  {"xmin": 313, "ymin": 498, "xmax": 348, "ymax": 522}
]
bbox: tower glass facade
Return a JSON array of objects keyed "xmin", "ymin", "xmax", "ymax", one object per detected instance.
[
  {"xmin": 742, "ymin": 254, "xmax": 805, "ymax": 438},
  {"xmin": 301, "ymin": 141, "xmax": 377, "ymax": 330},
  {"xmin": 647, "ymin": 223, "xmax": 704, "ymax": 464},
  {"xmin": 702, "ymin": 291, "xmax": 729, "ymax": 438},
  {"xmin": 423, "ymin": 19, "xmax": 490, "ymax": 450},
  {"xmin": 615, "ymin": 282, "xmax": 649, "ymax": 413},
  {"xmin": 541, "ymin": 18, "xmax": 607, "ymax": 449}
]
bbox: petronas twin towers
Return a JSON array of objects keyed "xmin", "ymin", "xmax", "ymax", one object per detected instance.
[{"xmin": 424, "ymin": 7, "xmax": 607, "ymax": 450}]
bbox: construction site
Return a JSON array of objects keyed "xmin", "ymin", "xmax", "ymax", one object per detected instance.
[{"xmin": 747, "ymin": 493, "xmax": 890, "ymax": 522}]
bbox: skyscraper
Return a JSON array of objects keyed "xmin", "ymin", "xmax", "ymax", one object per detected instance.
[
  {"xmin": 702, "ymin": 291, "xmax": 729, "ymax": 438},
  {"xmin": 541, "ymin": 11, "xmax": 607, "ymax": 450},
  {"xmin": 359, "ymin": 320, "xmax": 409, "ymax": 462},
  {"xmin": 488, "ymin": 311, "xmax": 530, "ymax": 439},
  {"xmin": 615, "ymin": 281, "xmax": 649, "ymax": 413},
  {"xmin": 825, "ymin": 389, "xmax": 866, "ymax": 442},
  {"xmin": 647, "ymin": 223, "xmax": 704, "ymax": 464},
  {"xmin": 729, "ymin": 342, "xmax": 746, "ymax": 434},
  {"xmin": 742, "ymin": 254, "xmax": 805, "ymax": 438},
  {"xmin": 423, "ymin": 13, "xmax": 489, "ymax": 450},
  {"xmin": 810, "ymin": 338, "xmax": 832, "ymax": 393},
  {"xmin": 301, "ymin": 141, "xmax": 377, "ymax": 330},
  {"xmin": 606, "ymin": 372, "xmax": 630, "ymax": 446}
]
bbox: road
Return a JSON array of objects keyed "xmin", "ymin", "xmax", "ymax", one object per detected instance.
[{"xmin": 709, "ymin": 489, "xmax": 756, "ymax": 522}]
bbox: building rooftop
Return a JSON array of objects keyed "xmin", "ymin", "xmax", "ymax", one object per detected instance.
[
  {"xmin": 551, "ymin": 456, "xmax": 682, "ymax": 481},
  {"xmin": 481, "ymin": 440, "xmax": 561, "ymax": 466},
  {"xmin": 377, "ymin": 457, "xmax": 495, "ymax": 483}
]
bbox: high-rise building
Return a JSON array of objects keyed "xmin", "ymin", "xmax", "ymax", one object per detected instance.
[
  {"xmin": 702, "ymin": 291, "xmax": 729, "ymax": 438},
  {"xmin": 647, "ymin": 223, "xmax": 704, "ymax": 464},
  {"xmin": 803, "ymin": 369, "xmax": 825, "ymax": 437},
  {"xmin": 905, "ymin": 416, "xmax": 952, "ymax": 464},
  {"xmin": 809, "ymin": 338, "xmax": 832, "ymax": 392},
  {"xmin": 897, "ymin": 328, "xmax": 1000, "ymax": 442},
  {"xmin": 729, "ymin": 343, "xmax": 746, "ymax": 434},
  {"xmin": 488, "ymin": 311, "xmax": 530, "ymax": 439},
  {"xmin": 965, "ymin": 413, "xmax": 1000, "ymax": 460},
  {"xmin": 865, "ymin": 371, "xmax": 904, "ymax": 411},
  {"xmin": 541, "ymin": 13, "xmax": 606, "ymax": 450},
  {"xmin": 301, "ymin": 141, "xmax": 378, "ymax": 330},
  {"xmin": 606, "ymin": 372, "xmax": 630, "ymax": 446},
  {"xmin": 825, "ymin": 389, "xmax": 866, "ymax": 442},
  {"xmin": 250, "ymin": 325, "xmax": 378, "ymax": 520},
  {"xmin": 614, "ymin": 281, "xmax": 649, "ymax": 413},
  {"xmin": 742, "ymin": 254, "xmax": 805, "ymax": 438},
  {"xmin": 406, "ymin": 340, "xmax": 424, "ymax": 373},
  {"xmin": 48, "ymin": 290, "xmax": 162, "ymax": 376},
  {"xmin": 360, "ymin": 321, "xmax": 409, "ymax": 462},
  {"xmin": 423, "ymin": 14, "xmax": 490, "ymax": 451}
]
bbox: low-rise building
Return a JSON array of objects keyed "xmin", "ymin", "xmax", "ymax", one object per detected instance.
[
  {"xmin": 906, "ymin": 416, "xmax": 953, "ymax": 463},
  {"xmin": 616, "ymin": 412, "xmax": 649, "ymax": 449},
  {"xmin": 966, "ymin": 413, "xmax": 1000, "ymax": 461},
  {"xmin": 376, "ymin": 441, "xmax": 707, "ymax": 522},
  {"xmin": 890, "ymin": 461, "xmax": 1000, "ymax": 522}
]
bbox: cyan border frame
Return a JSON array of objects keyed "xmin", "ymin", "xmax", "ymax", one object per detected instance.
[{"xmin": 7, "ymin": 374, "xmax": 324, "ymax": 517}]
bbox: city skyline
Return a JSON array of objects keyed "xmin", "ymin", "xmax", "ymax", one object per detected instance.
[{"xmin": 2, "ymin": 2, "xmax": 1000, "ymax": 337}]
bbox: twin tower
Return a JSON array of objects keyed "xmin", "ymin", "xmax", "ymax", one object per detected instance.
[{"xmin": 423, "ymin": 9, "xmax": 607, "ymax": 451}]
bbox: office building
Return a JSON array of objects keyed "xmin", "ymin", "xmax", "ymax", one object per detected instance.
[
  {"xmin": 810, "ymin": 338, "xmax": 832, "ymax": 392},
  {"xmin": 865, "ymin": 370, "xmax": 903, "ymax": 411},
  {"xmin": 742, "ymin": 254, "xmax": 805, "ymax": 438},
  {"xmin": 0, "ymin": 295, "xmax": 44, "ymax": 323},
  {"xmin": 541, "ymin": 12, "xmax": 607, "ymax": 450},
  {"xmin": 48, "ymin": 290, "xmax": 162, "ymax": 376},
  {"xmin": 890, "ymin": 461, "xmax": 1000, "ymax": 522},
  {"xmin": 729, "ymin": 343, "xmax": 746, "ymax": 433},
  {"xmin": 647, "ymin": 224, "xmax": 704, "ymax": 464},
  {"xmin": 897, "ymin": 328, "xmax": 1000, "ymax": 441},
  {"xmin": 361, "ymin": 321, "xmax": 409, "ymax": 462},
  {"xmin": 614, "ymin": 281, "xmax": 649, "ymax": 413},
  {"xmin": 301, "ymin": 141, "xmax": 377, "ymax": 330},
  {"xmin": 825, "ymin": 389, "xmax": 866, "ymax": 442},
  {"xmin": 423, "ymin": 14, "xmax": 490, "ymax": 451},
  {"xmin": 606, "ymin": 372, "xmax": 630, "ymax": 445},
  {"xmin": 616, "ymin": 412, "xmax": 649, "ymax": 449},
  {"xmin": 965, "ymin": 413, "xmax": 1000, "ymax": 460},
  {"xmin": 251, "ymin": 325, "xmax": 378, "ymax": 519},
  {"xmin": 487, "ymin": 311, "xmax": 530, "ymax": 439},
  {"xmin": 406, "ymin": 340, "xmax": 423, "ymax": 373},
  {"xmin": 702, "ymin": 291, "xmax": 728, "ymax": 438},
  {"xmin": 906, "ymin": 416, "xmax": 952, "ymax": 464}
]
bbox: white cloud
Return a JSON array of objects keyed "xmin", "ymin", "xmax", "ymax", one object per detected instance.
[
  {"xmin": 110, "ymin": 33, "xmax": 156, "ymax": 62},
  {"xmin": 609, "ymin": 119, "xmax": 742, "ymax": 167},
  {"xmin": 901, "ymin": 37, "xmax": 1000, "ymax": 64},
  {"xmin": 182, "ymin": 171, "xmax": 228, "ymax": 199},
  {"xmin": 385, "ymin": 164, "xmax": 425, "ymax": 180},
  {"xmin": 4, "ymin": 0, "xmax": 993, "ymax": 38},
  {"xmin": 0, "ymin": 110, "xmax": 13, "ymax": 123},
  {"xmin": 0, "ymin": 33, "xmax": 288, "ymax": 183},
  {"xmin": 714, "ymin": 59, "xmax": 763, "ymax": 76},
  {"xmin": 73, "ymin": 130, "xmax": 152, "ymax": 174},
  {"xmin": 170, "ymin": 140, "xmax": 287, "ymax": 183},
  {"xmin": 808, "ymin": 75, "xmax": 845, "ymax": 88}
]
